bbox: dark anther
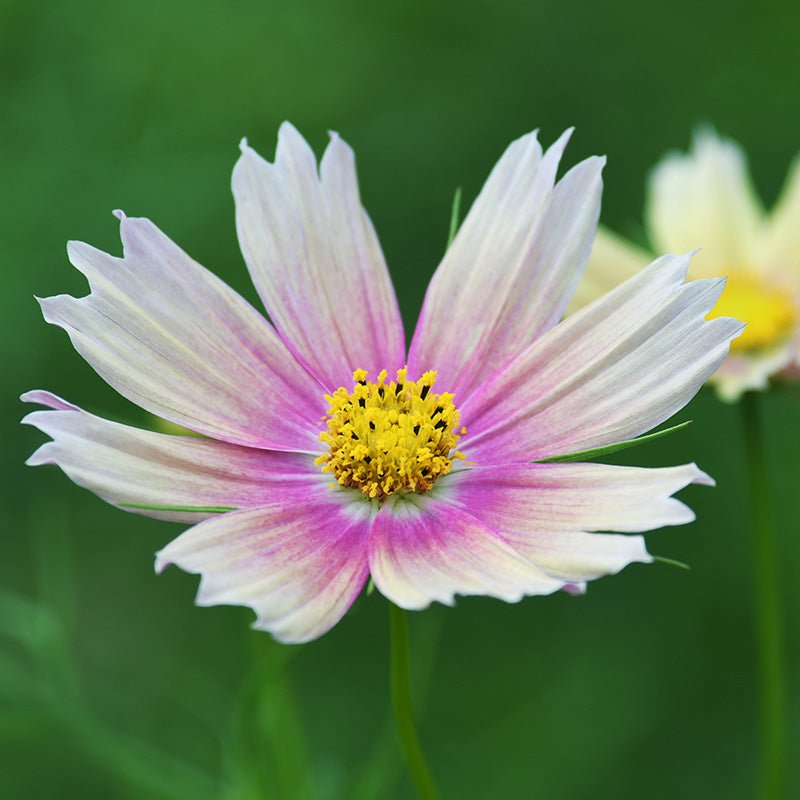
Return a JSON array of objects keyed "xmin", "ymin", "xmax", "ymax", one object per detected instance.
[
  {"xmin": 378, "ymin": 386, "xmax": 385, "ymax": 398},
  {"xmin": 358, "ymin": 378, "xmax": 367, "ymax": 385},
  {"xmin": 433, "ymin": 405, "xmax": 443, "ymax": 416},
  {"xmin": 364, "ymin": 455, "xmax": 372, "ymax": 463},
  {"xmin": 351, "ymin": 432, "xmax": 359, "ymax": 439},
  {"xmin": 369, "ymin": 421, "xmax": 375, "ymax": 430},
  {"xmin": 420, "ymin": 385, "xmax": 430, "ymax": 400},
  {"xmin": 358, "ymin": 398, "xmax": 366, "ymax": 408},
  {"xmin": 413, "ymin": 424, "xmax": 420, "ymax": 435},
  {"xmin": 434, "ymin": 420, "xmax": 446, "ymax": 430},
  {"xmin": 395, "ymin": 383, "xmax": 404, "ymax": 394}
]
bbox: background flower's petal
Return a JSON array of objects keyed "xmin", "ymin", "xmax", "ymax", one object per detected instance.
[
  {"xmin": 22, "ymin": 391, "xmax": 323, "ymax": 523},
  {"xmin": 155, "ymin": 493, "xmax": 374, "ymax": 644},
  {"xmin": 408, "ymin": 130, "xmax": 604, "ymax": 401},
  {"xmin": 460, "ymin": 253, "xmax": 745, "ymax": 462},
  {"xmin": 442, "ymin": 461, "xmax": 710, "ymax": 582},
  {"xmin": 757, "ymin": 154, "xmax": 800, "ymax": 278},
  {"xmin": 567, "ymin": 224, "xmax": 651, "ymax": 313},
  {"xmin": 646, "ymin": 129, "xmax": 764, "ymax": 277},
  {"xmin": 368, "ymin": 494, "xmax": 565, "ymax": 610},
  {"xmin": 41, "ymin": 214, "xmax": 324, "ymax": 452},
  {"xmin": 233, "ymin": 125, "xmax": 405, "ymax": 391},
  {"xmin": 709, "ymin": 337, "xmax": 800, "ymax": 401}
]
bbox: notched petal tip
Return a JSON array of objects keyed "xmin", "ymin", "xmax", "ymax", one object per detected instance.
[
  {"xmin": 687, "ymin": 463, "xmax": 715, "ymax": 487},
  {"xmin": 153, "ymin": 550, "xmax": 172, "ymax": 574},
  {"xmin": 545, "ymin": 126, "xmax": 572, "ymax": 156},
  {"xmin": 277, "ymin": 120, "xmax": 301, "ymax": 139},
  {"xmin": 20, "ymin": 389, "xmax": 79, "ymax": 411},
  {"xmin": 276, "ymin": 121, "xmax": 315, "ymax": 162},
  {"xmin": 20, "ymin": 389, "xmax": 45, "ymax": 405}
]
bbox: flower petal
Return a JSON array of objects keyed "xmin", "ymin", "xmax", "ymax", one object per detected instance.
[
  {"xmin": 442, "ymin": 461, "xmax": 710, "ymax": 582},
  {"xmin": 22, "ymin": 391, "xmax": 323, "ymax": 523},
  {"xmin": 758, "ymin": 153, "xmax": 800, "ymax": 278},
  {"xmin": 709, "ymin": 337, "xmax": 800, "ymax": 401},
  {"xmin": 155, "ymin": 492, "xmax": 374, "ymax": 644},
  {"xmin": 646, "ymin": 129, "xmax": 764, "ymax": 277},
  {"xmin": 408, "ymin": 130, "xmax": 604, "ymax": 401},
  {"xmin": 41, "ymin": 214, "xmax": 324, "ymax": 451},
  {"xmin": 460, "ymin": 253, "xmax": 745, "ymax": 462},
  {"xmin": 368, "ymin": 493, "xmax": 565, "ymax": 610},
  {"xmin": 567, "ymin": 224, "xmax": 651, "ymax": 313},
  {"xmin": 233, "ymin": 124, "xmax": 405, "ymax": 391}
]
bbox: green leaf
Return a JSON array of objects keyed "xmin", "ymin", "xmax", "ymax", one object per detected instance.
[
  {"xmin": 118, "ymin": 503, "xmax": 237, "ymax": 513},
  {"xmin": 533, "ymin": 420, "xmax": 692, "ymax": 464}
]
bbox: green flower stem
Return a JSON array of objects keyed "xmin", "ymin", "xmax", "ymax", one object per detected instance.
[
  {"xmin": 389, "ymin": 602, "xmax": 441, "ymax": 800},
  {"xmin": 741, "ymin": 392, "xmax": 785, "ymax": 800}
]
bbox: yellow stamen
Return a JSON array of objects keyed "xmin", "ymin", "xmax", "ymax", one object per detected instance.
[
  {"xmin": 708, "ymin": 271, "xmax": 797, "ymax": 353},
  {"xmin": 315, "ymin": 367, "xmax": 465, "ymax": 503}
]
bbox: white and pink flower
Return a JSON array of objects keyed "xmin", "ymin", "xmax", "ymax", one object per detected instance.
[{"xmin": 24, "ymin": 124, "xmax": 742, "ymax": 643}]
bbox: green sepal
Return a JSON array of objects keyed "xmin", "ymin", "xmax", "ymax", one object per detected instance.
[
  {"xmin": 446, "ymin": 187, "xmax": 463, "ymax": 249},
  {"xmin": 119, "ymin": 503, "xmax": 237, "ymax": 513},
  {"xmin": 533, "ymin": 420, "xmax": 692, "ymax": 464},
  {"xmin": 653, "ymin": 555, "xmax": 691, "ymax": 570}
]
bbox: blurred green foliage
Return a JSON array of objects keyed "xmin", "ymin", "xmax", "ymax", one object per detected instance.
[{"xmin": 3, "ymin": 0, "xmax": 800, "ymax": 797}]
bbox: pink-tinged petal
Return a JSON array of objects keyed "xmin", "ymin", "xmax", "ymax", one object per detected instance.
[
  {"xmin": 22, "ymin": 391, "xmax": 323, "ymax": 523},
  {"xmin": 368, "ymin": 493, "xmax": 565, "ymax": 610},
  {"xmin": 646, "ymin": 129, "xmax": 764, "ymax": 277},
  {"xmin": 155, "ymin": 493, "xmax": 374, "ymax": 644},
  {"xmin": 460, "ymin": 253, "xmax": 745, "ymax": 463},
  {"xmin": 41, "ymin": 214, "xmax": 324, "ymax": 452},
  {"xmin": 233, "ymin": 124, "xmax": 405, "ymax": 391},
  {"xmin": 441, "ymin": 462, "xmax": 710, "ymax": 582},
  {"xmin": 408, "ymin": 130, "xmax": 604, "ymax": 401}
]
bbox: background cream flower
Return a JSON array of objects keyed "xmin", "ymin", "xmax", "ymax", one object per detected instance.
[{"xmin": 571, "ymin": 129, "xmax": 800, "ymax": 401}]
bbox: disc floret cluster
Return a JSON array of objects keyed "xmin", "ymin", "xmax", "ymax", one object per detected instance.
[{"xmin": 316, "ymin": 367, "xmax": 465, "ymax": 502}]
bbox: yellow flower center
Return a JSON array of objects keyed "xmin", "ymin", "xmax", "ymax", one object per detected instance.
[
  {"xmin": 315, "ymin": 367, "xmax": 465, "ymax": 502},
  {"xmin": 708, "ymin": 271, "xmax": 797, "ymax": 353}
]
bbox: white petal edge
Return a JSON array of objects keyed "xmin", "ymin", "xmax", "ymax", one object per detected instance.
[
  {"xmin": 41, "ymin": 213, "xmax": 324, "ymax": 451},
  {"xmin": 155, "ymin": 493, "xmax": 375, "ymax": 644},
  {"xmin": 23, "ymin": 390, "xmax": 324, "ymax": 523},
  {"xmin": 233, "ymin": 124, "xmax": 405, "ymax": 392},
  {"xmin": 459, "ymin": 252, "xmax": 745, "ymax": 462},
  {"xmin": 408, "ymin": 130, "xmax": 604, "ymax": 402},
  {"xmin": 439, "ymin": 461, "xmax": 711, "ymax": 583},
  {"xmin": 368, "ymin": 493, "xmax": 565, "ymax": 610}
]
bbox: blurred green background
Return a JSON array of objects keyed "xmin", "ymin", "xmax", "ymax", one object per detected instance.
[{"xmin": 3, "ymin": 0, "xmax": 799, "ymax": 797}]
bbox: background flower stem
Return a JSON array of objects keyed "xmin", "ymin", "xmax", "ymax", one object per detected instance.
[
  {"xmin": 389, "ymin": 602, "xmax": 441, "ymax": 800},
  {"xmin": 741, "ymin": 392, "xmax": 785, "ymax": 800}
]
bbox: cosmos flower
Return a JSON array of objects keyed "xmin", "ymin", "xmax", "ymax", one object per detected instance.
[
  {"xmin": 570, "ymin": 129, "xmax": 800, "ymax": 400},
  {"xmin": 24, "ymin": 124, "xmax": 742, "ymax": 643}
]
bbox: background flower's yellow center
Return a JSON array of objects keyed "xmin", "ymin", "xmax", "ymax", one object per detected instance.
[
  {"xmin": 316, "ymin": 367, "xmax": 465, "ymax": 502},
  {"xmin": 708, "ymin": 271, "xmax": 798, "ymax": 353}
]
